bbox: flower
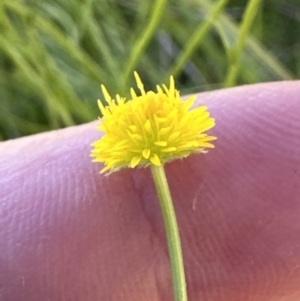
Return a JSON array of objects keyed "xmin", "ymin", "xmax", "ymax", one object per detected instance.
[{"xmin": 91, "ymin": 72, "xmax": 216, "ymax": 173}]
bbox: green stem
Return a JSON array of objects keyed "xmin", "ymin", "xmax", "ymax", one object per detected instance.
[
  {"xmin": 224, "ymin": 0, "xmax": 262, "ymax": 87},
  {"xmin": 121, "ymin": 0, "xmax": 168, "ymax": 92},
  {"xmin": 151, "ymin": 165, "xmax": 187, "ymax": 301},
  {"xmin": 168, "ymin": 0, "xmax": 229, "ymax": 80}
]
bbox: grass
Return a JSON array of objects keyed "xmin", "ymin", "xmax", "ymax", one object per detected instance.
[{"xmin": 0, "ymin": 0, "xmax": 299, "ymax": 140}]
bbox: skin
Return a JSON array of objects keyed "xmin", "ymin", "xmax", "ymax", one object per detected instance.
[{"xmin": 0, "ymin": 81, "xmax": 300, "ymax": 301}]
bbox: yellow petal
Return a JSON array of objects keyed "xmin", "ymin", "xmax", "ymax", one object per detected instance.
[
  {"xmin": 159, "ymin": 127, "xmax": 170, "ymax": 135},
  {"xmin": 198, "ymin": 118, "xmax": 215, "ymax": 132},
  {"xmin": 183, "ymin": 95, "xmax": 196, "ymax": 110},
  {"xmin": 144, "ymin": 120, "xmax": 152, "ymax": 133},
  {"xmin": 168, "ymin": 131, "xmax": 180, "ymax": 142},
  {"xmin": 154, "ymin": 115, "xmax": 167, "ymax": 123},
  {"xmin": 156, "ymin": 85, "xmax": 163, "ymax": 94},
  {"xmin": 101, "ymin": 84, "xmax": 112, "ymax": 105},
  {"xmin": 142, "ymin": 148, "xmax": 150, "ymax": 159},
  {"xmin": 100, "ymin": 165, "xmax": 111, "ymax": 174},
  {"xmin": 129, "ymin": 125, "xmax": 137, "ymax": 132},
  {"xmin": 169, "ymin": 76, "xmax": 175, "ymax": 93},
  {"xmin": 128, "ymin": 133, "xmax": 143, "ymax": 141},
  {"xmin": 150, "ymin": 154, "xmax": 161, "ymax": 166},
  {"xmin": 130, "ymin": 88, "xmax": 137, "ymax": 99},
  {"xmin": 193, "ymin": 106, "xmax": 207, "ymax": 114},
  {"xmin": 198, "ymin": 142, "xmax": 215, "ymax": 148},
  {"xmin": 134, "ymin": 71, "xmax": 145, "ymax": 95},
  {"xmin": 130, "ymin": 156, "xmax": 142, "ymax": 168},
  {"xmin": 161, "ymin": 147, "xmax": 177, "ymax": 153},
  {"xmin": 154, "ymin": 141, "xmax": 167, "ymax": 146},
  {"xmin": 97, "ymin": 100, "xmax": 108, "ymax": 116},
  {"xmin": 116, "ymin": 94, "xmax": 125, "ymax": 105},
  {"xmin": 199, "ymin": 135, "xmax": 217, "ymax": 142}
]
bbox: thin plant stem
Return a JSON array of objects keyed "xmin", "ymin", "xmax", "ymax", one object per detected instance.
[
  {"xmin": 151, "ymin": 165, "xmax": 187, "ymax": 301},
  {"xmin": 167, "ymin": 0, "xmax": 229, "ymax": 80},
  {"xmin": 224, "ymin": 0, "xmax": 262, "ymax": 87},
  {"xmin": 121, "ymin": 0, "xmax": 168, "ymax": 92}
]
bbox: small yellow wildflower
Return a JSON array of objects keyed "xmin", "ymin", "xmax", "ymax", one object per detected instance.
[{"xmin": 91, "ymin": 72, "xmax": 216, "ymax": 173}]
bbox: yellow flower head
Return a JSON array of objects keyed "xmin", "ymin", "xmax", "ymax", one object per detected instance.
[{"xmin": 91, "ymin": 72, "xmax": 216, "ymax": 173}]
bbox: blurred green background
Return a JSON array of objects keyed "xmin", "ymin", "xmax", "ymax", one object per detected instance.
[{"xmin": 0, "ymin": 0, "xmax": 299, "ymax": 140}]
